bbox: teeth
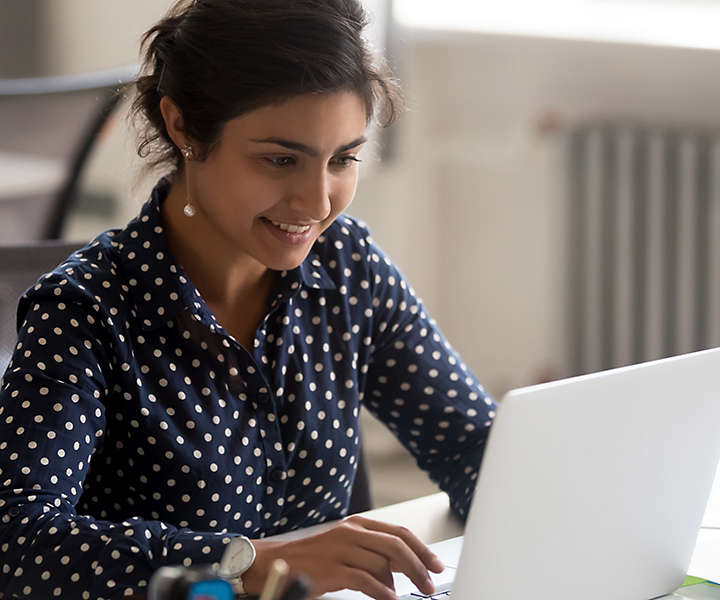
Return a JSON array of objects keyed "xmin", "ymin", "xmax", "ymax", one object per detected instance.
[{"xmin": 270, "ymin": 220, "xmax": 311, "ymax": 234}]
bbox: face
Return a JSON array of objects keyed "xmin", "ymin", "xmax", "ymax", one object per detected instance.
[{"xmin": 182, "ymin": 91, "xmax": 368, "ymax": 272}]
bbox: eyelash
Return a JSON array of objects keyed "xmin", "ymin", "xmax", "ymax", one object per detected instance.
[{"xmin": 264, "ymin": 155, "xmax": 362, "ymax": 168}]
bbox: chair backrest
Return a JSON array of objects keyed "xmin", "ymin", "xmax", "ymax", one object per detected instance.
[
  {"xmin": 348, "ymin": 442, "xmax": 373, "ymax": 514},
  {"xmin": 0, "ymin": 241, "xmax": 83, "ymax": 376},
  {"xmin": 0, "ymin": 65, "xmax": 137, "ymax": 241}
]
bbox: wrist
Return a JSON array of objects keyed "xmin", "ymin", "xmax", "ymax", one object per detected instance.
[{"xmin": 240, "ymin": 539, "xmax": 285, "ymax": 596}]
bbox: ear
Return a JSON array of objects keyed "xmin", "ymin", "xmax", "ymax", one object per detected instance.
[{"xmin": 159, "ymin": 96, "xmax": 190, "ymax": 149}]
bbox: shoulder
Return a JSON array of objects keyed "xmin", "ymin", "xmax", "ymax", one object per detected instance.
[
  {"xmin": 308, "ymin": 215, "xmax": 408, "ymax": 304},
  {"xmin": 19, "ymin": 230, "xmax": 124, "ymax": 313}
]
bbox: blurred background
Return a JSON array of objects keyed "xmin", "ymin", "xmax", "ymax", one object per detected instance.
[{"xmin": 2, "ymin": 0, "xmax": 720, "ymax": 507}]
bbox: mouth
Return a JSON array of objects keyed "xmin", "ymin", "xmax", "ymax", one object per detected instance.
[{"xmin": 260, "ymin": 217, "xmax": 314, "ymax": 244}]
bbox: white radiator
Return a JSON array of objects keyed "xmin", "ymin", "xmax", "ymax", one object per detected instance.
[{"xmin": 568, "ymin": 123, "xmax": 720, "ymax": 375}]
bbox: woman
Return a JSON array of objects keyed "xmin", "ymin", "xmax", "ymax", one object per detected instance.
[{"xmin": 0, "ymin": 1, "xmax": 496, "ymax": 598}]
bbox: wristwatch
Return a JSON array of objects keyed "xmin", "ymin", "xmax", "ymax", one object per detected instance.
[{"xmin": 218, "ymin": 535, "xmax": 257, "ymax": 596}]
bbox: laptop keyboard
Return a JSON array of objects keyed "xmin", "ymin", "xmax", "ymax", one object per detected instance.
[{"xmin": 399, "ymin": 582, "xmax": 452, "ymax": 599}]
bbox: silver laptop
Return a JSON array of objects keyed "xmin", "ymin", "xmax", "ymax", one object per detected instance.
[{"xmin": 324, "ymin": 348, "xmax": 720, "ymax": 600}]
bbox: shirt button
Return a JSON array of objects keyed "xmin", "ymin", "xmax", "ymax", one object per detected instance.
[
  {"xmin": 269, "ymin": 468, "xmax": 284, "ymax": 483},
  {"xmin": 8, "ymin": 507, "xmax": 20, "ymax": 517}
]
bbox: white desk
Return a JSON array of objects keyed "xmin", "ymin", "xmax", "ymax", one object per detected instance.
[
  {"xmin": 271, "ymin": 493, "xmax": 462, "ymax": 545},
  {"xmin": 271, "ymin": 492, "xmax": 720, "ymax": 599}
]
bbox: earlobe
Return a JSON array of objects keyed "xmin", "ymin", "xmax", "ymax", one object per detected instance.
[{"xmin": 159, "ymin": 96, "xmax": 189, "ymax": 149}]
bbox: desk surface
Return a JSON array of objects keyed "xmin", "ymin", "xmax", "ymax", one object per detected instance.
[{"xmin": 270, "ymin": 492, "xmax": 463, "ymax": 545}]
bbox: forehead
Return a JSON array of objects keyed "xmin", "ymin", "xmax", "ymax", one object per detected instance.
[{"xmin": 223, "ymin": 91, "xmax": 368, "ymax": 150}]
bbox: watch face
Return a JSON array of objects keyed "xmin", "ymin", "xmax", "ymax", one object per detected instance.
[{"xmin": 219, "ymin": 537, "xmax": 256, "ymax": 577}]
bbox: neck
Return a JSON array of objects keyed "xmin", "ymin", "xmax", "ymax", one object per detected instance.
[{"xmin": 160, "ymin": 176, "xmax": 273, "ymax": 309}]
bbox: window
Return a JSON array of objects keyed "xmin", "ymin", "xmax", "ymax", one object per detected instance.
[{"xmin": 393, "ymin": 0, "xmax": 720, "ymax": 50}]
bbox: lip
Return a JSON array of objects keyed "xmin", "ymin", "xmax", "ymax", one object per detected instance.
[{"xmin": 261, "ymin": 217, "xmax": 314, "ymax": 245}]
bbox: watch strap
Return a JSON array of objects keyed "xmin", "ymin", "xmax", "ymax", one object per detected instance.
[{"xmin": 219, "ymin": 535, "xmax": 256, "ymax": 596}]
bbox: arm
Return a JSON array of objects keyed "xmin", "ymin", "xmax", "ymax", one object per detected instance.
[
  {"xmin": 0, "ymin": 272, "xmax": 232, "ymax": 598},
  {"xmin": 360, "ymin": 235, "xmax": 497, "ymax": 520}
]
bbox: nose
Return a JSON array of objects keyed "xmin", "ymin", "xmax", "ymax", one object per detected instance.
[{"xmin": 288, "ymin": 170, "xmax": 332, "ymax": 222}]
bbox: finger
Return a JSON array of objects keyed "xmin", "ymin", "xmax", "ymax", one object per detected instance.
[
  {"xmin": 346, "ymin": 525, "xmax": 434, "ymax": 595},
  {"xmin": 341, "ymin": 566, "xmax": 397, "ymax": 600},
  {"xmin": 342, "ymin": 545, "xmax": 395, "ymax": 591},
  {"xmin": 351, "ymin": 516, "xmax": 445, "ymax": 573}
]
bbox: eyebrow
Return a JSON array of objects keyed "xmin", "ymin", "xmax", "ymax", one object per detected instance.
[{"xmin": 249, "ymin": 136, "xmax": 367, "ymax": 157}]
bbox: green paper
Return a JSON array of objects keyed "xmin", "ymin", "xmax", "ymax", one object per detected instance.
[{"xmin": 683, "ymin": 575, "xmax": 708, "ymax": 587}]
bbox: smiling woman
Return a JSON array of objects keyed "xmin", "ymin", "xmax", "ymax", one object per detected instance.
[{"xmin": 0, "ymin": 1, "xmax": 496, "ymax": 599}]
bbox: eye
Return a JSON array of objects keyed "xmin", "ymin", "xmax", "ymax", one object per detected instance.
[
  {"xmin": 265, "ymin": 156, "xmax": 296, "ymax": 167},
  {"xmin": 331, "ymin": 155, "xmax": 362, "ymax": 168}
]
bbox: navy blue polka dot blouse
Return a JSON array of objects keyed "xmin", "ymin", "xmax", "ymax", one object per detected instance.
[{"xmin": 0, "ymin": 180, "xmax": 496, "ymax": 598}]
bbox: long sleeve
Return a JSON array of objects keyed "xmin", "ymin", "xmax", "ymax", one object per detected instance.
[
  {"xmin": 358, "ymin": 232, "xmax": 497, "ymax": 520},
  {"xmin": 0, "ymin": 268, "xmax": 232, "ymax": 599}
]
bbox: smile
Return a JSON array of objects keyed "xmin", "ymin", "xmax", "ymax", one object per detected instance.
[{"xmin": 270, "ymin": 220, "xmax": 312, "ymax": 234}]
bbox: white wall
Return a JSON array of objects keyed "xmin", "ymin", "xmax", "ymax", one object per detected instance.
[{"xmin": 43, "ymin": 0, "xmax": 168, "ymax": 75}]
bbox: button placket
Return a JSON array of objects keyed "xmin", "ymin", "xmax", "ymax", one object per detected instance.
[
  {"xmin": 243, "ymin": 291, "xmax": 295, "ymax": 527},
  {"xmin": 256, "ymin": 388, "xmax": 287, "ymax": 525}
]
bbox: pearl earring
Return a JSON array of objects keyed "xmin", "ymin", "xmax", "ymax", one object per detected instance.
[
  {"xmin": 183, "ymin": 202, "xmax": 196, "ymax": 217},
  {"xmin": 180, "ymin": 145, "xmax": 196, "ymax": 217}
]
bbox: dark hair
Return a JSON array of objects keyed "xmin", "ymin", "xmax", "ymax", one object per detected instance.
[{"xmin": 131, "ymin": 0, "xmax": 402, "ymax": 172}]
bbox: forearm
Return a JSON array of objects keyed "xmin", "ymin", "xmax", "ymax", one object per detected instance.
[
  {"xmin": 0, "ymin": 501, "xmax": 233, "ymax": 598},
  {"xmin": 424, "ymin": 436, "xmax": 489, "ymax": 521}
]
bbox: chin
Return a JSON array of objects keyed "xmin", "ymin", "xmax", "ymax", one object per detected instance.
[
  {"xmin": 254, "ymin": 233, "xmax": 317, "ymax": 272},
  {"xmin": 263, "ymin": 252, "xmax": 309, "ymax": 272}
]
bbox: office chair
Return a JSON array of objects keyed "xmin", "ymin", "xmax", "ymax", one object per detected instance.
[
  {"xmin": 0, "ymin": 65, "xmax": 137, "ymax": 242},
  {"xmin": 348, "ymin": 443, "xmax": 373, "ymax": 514}
]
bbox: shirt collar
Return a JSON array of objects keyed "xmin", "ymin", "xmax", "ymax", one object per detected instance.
[
  {"xmin": 118, "ymin": 179, "xmax": 336, "ymax": 332},
  {"xmin": 292, "ymin": 253, "xmax": 337, "ymax": 291}
]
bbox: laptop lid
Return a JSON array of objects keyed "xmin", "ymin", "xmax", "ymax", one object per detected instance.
[{"xmin": 453, "ymin": 348, "xmax": 720, "ymax": 600}]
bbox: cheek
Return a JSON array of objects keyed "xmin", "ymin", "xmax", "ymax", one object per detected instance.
[
  {"xmin": 330, "ymin": 176, "xmax": 359, "ymax": 213},
  {"xmin": 196, "ymin": 165, "xmax": 281, "ymax": 218}
]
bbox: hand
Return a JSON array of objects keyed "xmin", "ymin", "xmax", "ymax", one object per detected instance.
[{"xmin": 242, "ymin": 515, "xmax": 445, "ymax": 600}]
